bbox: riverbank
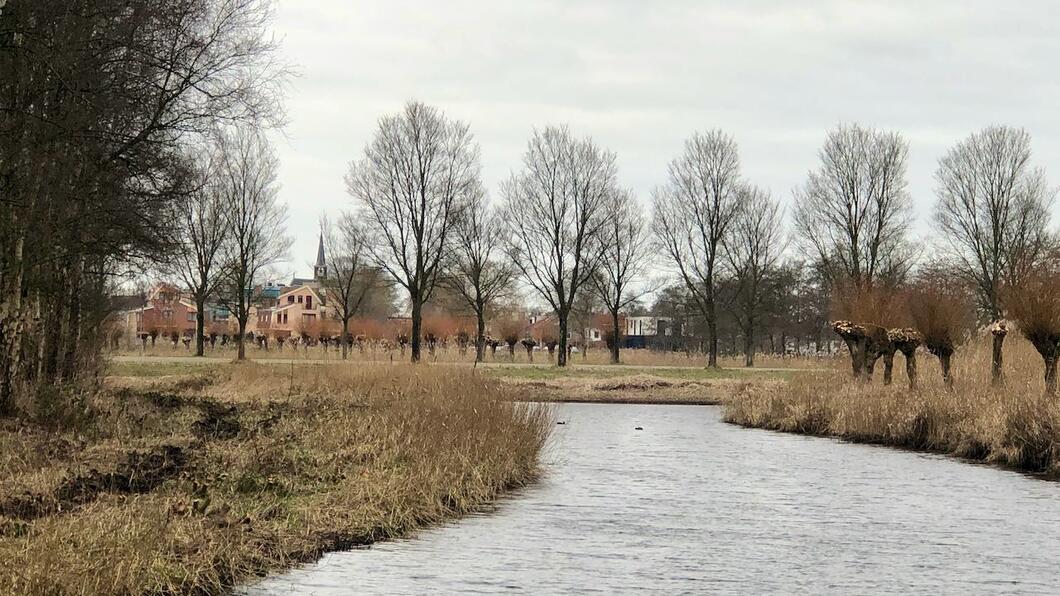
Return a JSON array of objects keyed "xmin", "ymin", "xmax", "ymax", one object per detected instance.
[
  {"xmin": 0, "ymin": 364, "xmax": 549, "ymax": 595},
  {"xmin": 502, "ymin": 374, "xmax": 781, "ymax": 405},
  {"xmin": 724, "ymin": 341, "xmax": 1060, "ymax": 477}
]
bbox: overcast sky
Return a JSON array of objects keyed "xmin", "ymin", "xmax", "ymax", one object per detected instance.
[{"xmin": 269, "ymin": 0, "xmax": 1060, "ymax": 277}]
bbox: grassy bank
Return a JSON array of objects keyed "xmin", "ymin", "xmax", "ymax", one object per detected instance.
[
  {"xmin": 724, "ymin": 338, "xmax": 1060, "ymax": 476},
  {"xmin": 0, "ymin": 364, "xmax": 550, "ymax": 595}
]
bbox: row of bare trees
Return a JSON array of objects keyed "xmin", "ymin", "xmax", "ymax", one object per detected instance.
[
  {"xmin": 337, "ymin": 109, "xmax": 1060, "ymax": 387},
  {"xmin": 0, "ymin": 0, "xmax": 287, "ymax": 414},
  {"xmin": 344, "ymin": 106, "xmax": 658, "ymax": 366},
  {"xmin": 810, "ymin": 124, "xmax": 1059, "ymax": 392},
  {"xmin": 172, "ymin": 130, "xmax": 292, "ymax": 361}
]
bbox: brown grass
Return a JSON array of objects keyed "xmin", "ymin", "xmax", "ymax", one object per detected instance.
[
  {"xmin": 0, "ymin": 364, "xmax": 550, "ymax": 595},
  {"xmin": 724, "ymin": 335, "xmax": 1060, "ymax": 476},
  {"xmin": 113, "ymin": 343, "xmax": 841, "ymax": 370}
]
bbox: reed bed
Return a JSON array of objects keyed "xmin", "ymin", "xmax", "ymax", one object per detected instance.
[
  {"xmin": 0, "ymin": 364, "xmax": 550, "ymax": 595},
  {"xmin": 724, "ymin": 335, "xmax": 1060, "ymax": 476}
]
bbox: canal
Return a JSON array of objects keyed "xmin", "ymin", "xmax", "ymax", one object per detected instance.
[{"xmin": 244, "ymin": 403, "xmax": 1060, "ymax": 594}]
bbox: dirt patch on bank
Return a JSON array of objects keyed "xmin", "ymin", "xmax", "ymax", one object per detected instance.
[
  {"xmin": 0, "ymin": 445, "xmax": 187, "ymax": 521},
  {"xmin": 504, "ymin": 374, "xmax": 774, "ymax": 405}
]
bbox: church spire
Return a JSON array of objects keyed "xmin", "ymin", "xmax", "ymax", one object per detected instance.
[{"xmin": 313, "ymin": 233, "xmax": 326, "ymax": 280}]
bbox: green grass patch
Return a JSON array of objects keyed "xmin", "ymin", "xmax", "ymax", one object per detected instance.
[
  {"xmin": 106, "ymin": 359, "xmax": 226, "ymax": 378},
  {"xmin": 480, "ymin": 364, "xmax": 792, "ymax": 381}
]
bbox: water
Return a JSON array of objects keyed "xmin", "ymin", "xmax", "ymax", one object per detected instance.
[{"xmin": 243, "ymin": 404, "xmax": 1060, "ymax": 595}]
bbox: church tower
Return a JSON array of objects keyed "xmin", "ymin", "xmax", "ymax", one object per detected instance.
[{"xmin": 313, "ymin": 233, "xmax": 327, "ymax": 282}]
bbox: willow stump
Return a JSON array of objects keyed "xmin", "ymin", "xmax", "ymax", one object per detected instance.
[
  {"xmin": 833, "ymin": 320, "xmax": 868, "ymax": 380},
  {"xmin": 991, "ymin": 320, "xmax": 1007, "ymax": 386},
  {"xmin": 888, "ymin": 328, "xmax": 923, "ymax": 390}
]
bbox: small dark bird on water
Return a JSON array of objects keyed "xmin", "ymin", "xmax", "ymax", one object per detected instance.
[
  {"xmin": 556, "ymin": 421, "xmax": 566, "ymax": 425},
  {"xmin": 635, "ymin": 426, "xmax": 643, "ymax": 431}
]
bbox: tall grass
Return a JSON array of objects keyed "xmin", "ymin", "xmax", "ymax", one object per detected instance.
[
  {"xmin": 724, "ymin": 335, "xmax": 1060, "ymax": 475},
  {"xmin": 0, "ymin": 364, "xmax": 550, "ymax": 595}
]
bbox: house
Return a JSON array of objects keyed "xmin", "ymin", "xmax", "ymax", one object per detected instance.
[
  {"xmin": 521, "ymin": 312, "xmax": 620, "ymax": 348},
  {"xmin": 124, "ymin": 283, "xmax": 212, "ymax": 344},
  {"xmin": 257, "ymin": 284, "xmax": 327, "ymax": 338},
  {"xmin": 624, "ymin": 316, "xmax": 673, "ymax": 348}
]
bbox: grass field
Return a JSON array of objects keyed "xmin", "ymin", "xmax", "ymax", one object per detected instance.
[
  {"xmin": 0, "ymin": 363, "xmax": 549, "ymax": 595},
  {"xmin": 114, "ymin": 342, "xmax": 842, "ymax": 370}
]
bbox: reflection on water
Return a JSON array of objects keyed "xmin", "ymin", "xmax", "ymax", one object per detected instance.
[{"xmin": 243, "ymin": 404, "xmax": 1060, "ymax": 595}]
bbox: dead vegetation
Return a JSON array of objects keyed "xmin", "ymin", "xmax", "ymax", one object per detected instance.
[
  {"xmin": 0, "ymin": 364, "xmax": 549, "ymax": 595},
  {"xmin": 725, "ymin": 336, "xmax": 1060, "ymax": 476}
]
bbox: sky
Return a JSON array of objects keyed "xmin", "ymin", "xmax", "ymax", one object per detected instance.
[{"xmin": 268, "ymin": 0, "xmax": 1060, "ymax": 279}]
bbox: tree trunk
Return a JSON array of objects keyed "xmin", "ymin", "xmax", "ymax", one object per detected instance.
[
  {"xmin": 60, "ymin": 260, "xmax": 84, "ymax": 383},
  {"xmin": 557, "ymin": 313, "xmax": 569, "ymax": 367},
  {"xmin": 195, "ymin": 296, "xmax": 206, "ymax": 357},
  {"xmin": 743, "ymin": 327, "xmax": 754, "ymax": 367},
  {"xmin": 236, "ymin": 318, "xmax": 247, "ymax": 361},
  {"xmin": 882, "ymin": 351, "xmax": 894, "ymax": 385},
  {"xmin": 843, "ymin": 337, "xmax": 865, "ymax": 379},
  {"xmin": 904, "ymin": 349, "xmax": 917, "ymax": 390},
  {"xmin": 610, "ymin": 310, "xmax": 620, "ymax": 365},
  {"xmin": 940, "ymin": 352, "xmax": 954, "ymax": 388},
  {"xmin": 410, "ymin": 294, "xmax": 422, "ymax": 363},
  {"xmin": 341, "ymin": 317, "xmax": 350, "ymax": 360},
  {"xmin": 1045, "ymin": 354, "xmax": 1058, "ymax": 396},
  {"xmin": 864, "ymin": 353, "xmax": 877, "ymax": 380},
  {"xmin": 991, "ymin": 326, "xmax": 1006, "ymax": 386},
  {"xmin": 706, "ymin": 314, "xmax": 719, "ymax": 368},
  {"xmin": 475, "ymin": 311, "xmax": 486, "ymax": 363}
]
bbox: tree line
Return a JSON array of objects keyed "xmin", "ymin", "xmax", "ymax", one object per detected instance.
[
  {"xmin": 0, "ymin": 0, "xmax": 288, "ymax": 414},
  {"xmin": 345, "ymin": 102, "xmax": 1058, "ymax": 381}
]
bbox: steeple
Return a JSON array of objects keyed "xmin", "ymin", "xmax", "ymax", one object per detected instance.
[{"xmin": 313, "ymin": 233, "xmax": 326, "ymax": 281}]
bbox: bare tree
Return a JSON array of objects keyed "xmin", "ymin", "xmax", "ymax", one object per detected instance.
[
  {"xmin": 591, "ymin": 189, "xmax": 652, "ymax": 364},
  {"xmin": 172, "ymin": 147, "xmax": 226, "ymax": 357},
  {"xmin": 218, "ymin": 128, "xmax": 290, "ymax": 361},
  {"xmin": 652, "ymin": 130, "xmax": 744, "ymax": 368},
  {"xmin": 502, "ymin": 126, "xmax": 618, "ymax": 367},
  {"xmin": 724, "ymin": 186, "xmax": 785, "ymax": 367},
  {"xmin": 345, "ymin": 101, "xmax": 479, "ymax": 363},
  {"xmin": 933, "ymin": 125, "xmax": 1056, "ymax": 384},
  {"xmin": 445, "ymin": 186, "xmax": 515, "ymax": 362},
  {"xmin": 0, "ymin": 0, "xmax": 287, "ymax": 413},
  {"xmin": 793, "ymin": 124, "xmax": 915, "ymax": 291},
  {"xmin": 320, "ymin": 213, "xmax": 381, "ymax": 359}
]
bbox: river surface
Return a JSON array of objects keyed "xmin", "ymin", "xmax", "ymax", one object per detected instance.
[{"xmin": 243, "ymin": 404, "xmax": 1060, "ymax": 595}]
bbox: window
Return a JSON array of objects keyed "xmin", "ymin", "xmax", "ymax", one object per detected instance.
[
  {"xmin": 288, "ymin": 296, "xmax": 295, "ymax": 303},
  {"xmin": 306, "ymin": 295, "xmax": 312, "ymax": 309},
  {"xmin": 186, "ymin": 312, "xmax": 195, "ymax": 322},
  {"xmin": 592, "ymin": 329, "xmax": 600, "ymax": 341},
  {"xmin": 162, "ymin": 309, "xmax": 173, "ymax": 320},
  {"xmin": 282, "ymin": 313, "xmax": 288, "ymax": 324},
  {"xmin": 297, "ymin": 295, "xmax": 303, "ymax": 303}
]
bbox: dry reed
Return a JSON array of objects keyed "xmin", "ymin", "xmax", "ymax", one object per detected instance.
[
  {"xmin": 0, "ymin": 364, "xmax": 550, "ymax": 595},
  {"xmin": 115, "ymin": 342, "xmax": 841, "ymax": 370},
  {"xmin": 724, "ymin": 335, "xmax": 1060, "ymax": 476}
]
